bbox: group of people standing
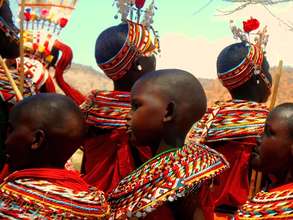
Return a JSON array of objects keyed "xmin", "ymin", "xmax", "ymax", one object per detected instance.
[{"xmin": 0, "ymin": 0, "xmax": 292, "ymax": 219}]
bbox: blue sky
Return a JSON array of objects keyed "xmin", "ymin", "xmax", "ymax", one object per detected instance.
[
  {"xmin": 11, "ymin": 1, "xmax": 231, "ymax": 65},
  {"xmin": 10, "ymin": 1, "xmax": 293, "ymax": 78}
]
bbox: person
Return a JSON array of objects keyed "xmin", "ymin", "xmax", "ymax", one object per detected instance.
[
  {"xmin": 0, "ymin": 1, "xmax": 78, "ymax": 179},
  {"xmin": 54, "ymin": 2, "xmax": 159, "ymax": 192},
  {"xmin": 0, "ymin": 0, "xmax": 21, "ymax": 174},
  {"xmin": 187, "ymin": 18, "xmax": 272, "ymax": 219},
  {"xmin": 109, "ymin": 69, "xmax": 229, "ymax": 220},
  {"xmin": 0, "ymin": 94, "xmax": 110, "ymax": 219},
  {"xmin": 235, "ymin": 103, "xmax": 293, "ymax": 219}
]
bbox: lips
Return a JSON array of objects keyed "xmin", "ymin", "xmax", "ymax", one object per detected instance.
[{"xmin": 126, "ymin": 124, "xmax": 132, "ymax": 134}]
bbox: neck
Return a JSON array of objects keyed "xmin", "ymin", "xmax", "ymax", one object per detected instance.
[
  {"xmin": 113, "ymin": 80, "xmax": 132, "ymax": 92},
  {"xmin": 155, "ymin": 136, "xmax": 185, "ymax": 155}
]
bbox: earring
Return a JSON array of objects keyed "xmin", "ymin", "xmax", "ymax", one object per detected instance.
[
  {"xmin": 137, "ymin": 64, "xmax": 143, "ymax": 71},
  {"xmin": 256, "ymin": 79, "xmax": 260, "ymax": 84}
]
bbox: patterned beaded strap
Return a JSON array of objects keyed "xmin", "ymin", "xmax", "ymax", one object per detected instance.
[
  {"xmin": 0, "ymin": 178, "xmax": 110, "ymax": 219},
  {"xmin": 187, "ymin": 100, "xmax": 269, "ymax": 143},
  {"xmin": 0, "ymin": 66, "xmax": 35, "ymax": 103},
  {"xmin": 80, "ymin": 90, "xmax": 131, "ymax": 129},
  {"xmin": 236, "ymin": 184, "xmax": 293, "ymax": 219},
  {"xmin": 109, "ymin": 143, "xmax": 229, "ymax": 219}
]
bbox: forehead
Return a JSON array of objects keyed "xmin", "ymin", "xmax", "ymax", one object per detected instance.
[{"xmin": 132, "ymin": 80, "xmax": 165, "ymax": 99}]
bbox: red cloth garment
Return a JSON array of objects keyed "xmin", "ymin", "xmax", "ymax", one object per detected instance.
[
  {"xmin": 6, "ymin": 168, "xmax": 90, "ymax": 191},
  {"xmin": 235, "ymin": 183, "xmax": 293, "ymax": 219},
  {"xmin": 83, "ymin": 129, "xmax": 137, "ymax": 193},
  {"xmin": 0, "ymin": 168, "xmax": 110, "ymax": 219},
  {"xmin": 197, "ymin": 139, "xmax": 256, "ymax": 220},
  {"xmin": 187, "ymin": 100, "xmax": 269, "ymax": 219},
  {"xmin": 0, "ymin": 163, "xmax": 9, "ymax": 183}
]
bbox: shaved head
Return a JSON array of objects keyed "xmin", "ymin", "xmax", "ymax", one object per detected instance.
[
  {"xmin": 7, "ymin": 93, "xmax": 86, "ymax": 170},
  {"xmin": 134, "ymin": 69, "xmax": 207, "ymax": 123},
  {"xmin": 132, "ymin": 69, "xmax": 207, "ymax": 141},
  {"xmin": 11, "ymin": 93, "xmax": 86, "ymax": 140},
  {"xmin": 269, "ymin": 103, "xmax": 293, "ymax": 138}
]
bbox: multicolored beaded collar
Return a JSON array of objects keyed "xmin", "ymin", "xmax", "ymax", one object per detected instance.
[
  {"xmin": 80, "ymin": 90, "xmax": 131, "ymax": 129},
  {"xmin": 187, "ymin": 100, "xmax": 269, "ymax": 143},
  {"xmin": 236, "ymin": 183, "xmax": 293, "ymax": 219},
  {"xmin": 109, "ymin": 142, "xmax": 229, "ymax": 219},
  {"xmin": 0, "ymin": 172, "xmax": 110, "ymax": 219},
  {"xmin": 0, "ymin": 66, "xmax": 35, "ymax": 103}
]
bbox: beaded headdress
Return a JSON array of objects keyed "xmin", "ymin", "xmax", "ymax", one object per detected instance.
[
  {"xmin": 98, "ymin": 0, "xmax": 160, "ymax": 81},
  {"xmin": 218, "ymin": 17, "xmax": 272, "ymax": 90},
  {"xmin": 18, "ymin": 0, "xmax": 77, "ymax": 66}
]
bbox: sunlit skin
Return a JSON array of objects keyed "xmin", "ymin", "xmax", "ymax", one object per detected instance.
[
  {"xmin": 127, "ymin": 82, "xmax": 173, "ymax": 154},
  {"xmin": 251, "ymin": 105, "xmax": 293, "ymax": 187},
  {"xmin": 126, "ymin": 69, "xmax": 207, "ymax": 155}
]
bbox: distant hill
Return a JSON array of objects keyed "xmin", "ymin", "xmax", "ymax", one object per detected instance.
[{"xmin": 57, "ymin": 64, "xmax": 293, "ymax": 106}]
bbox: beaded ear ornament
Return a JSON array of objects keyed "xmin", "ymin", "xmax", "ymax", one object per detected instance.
[{"xmin": 228, "ymin": 17, "xmax": 271, "ymax": 89}]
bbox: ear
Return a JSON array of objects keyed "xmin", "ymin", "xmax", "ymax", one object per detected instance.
[
  {"xmin": 31, "ymin": 129, "xmax": 45, "ymax": 150},
  {"xmin": 134, "ymin": 57, "xmax": 143, "ymax": 72},
  {"xmin": 163, "ymin": 101, "xmax": 176, "ymax": 123}
]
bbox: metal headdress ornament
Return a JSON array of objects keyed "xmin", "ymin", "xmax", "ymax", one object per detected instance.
[{"xmin": 217, "ymin": 17, "xmax": 271, "ymax": 90}]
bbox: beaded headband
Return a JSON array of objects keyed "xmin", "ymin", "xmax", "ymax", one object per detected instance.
[
  {"xmin": 18, "ymin": 0, "xmax": 77, "ymax": 66},
  {"xmin": 218, "ymin": 18, "xmax": 271, "ymax": 90},
  {"xmin": 98, "ymin": 0, "xmax": 160, "ymax": 81}
]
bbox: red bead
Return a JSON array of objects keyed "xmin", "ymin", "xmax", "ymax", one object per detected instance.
[
  {"xmin": 24, "ymin": 12, "xmax": 31, "ymax": 21},
  {"xmin": 59, "ymin": 18, "xmax": 68, "ymax": 28},
  {"xmin": 243, "ymin": 17, "xmax": 260, "ymax": 33},
  {"xmin": 135, "ymin": 0, "xmax": 146, "ymax": 9}
]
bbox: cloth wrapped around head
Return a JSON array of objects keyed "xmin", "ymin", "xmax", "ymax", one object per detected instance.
[
  {"xmin": 217, "ymin": 18, "xmax": 272, "ymax": 91},
  {"xmin": 96, "ymin": 20, "xmax": 159, "ymax": 81}
]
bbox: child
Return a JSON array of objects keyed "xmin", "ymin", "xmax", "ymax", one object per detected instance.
[
  {"xmin": 54, "ymin": 2, "xmax": 160, "ymax": 193},
  {"xmin": 187, "ymin": 18, "xmax": 272, "ymax": 219},
  {"xmin": 235, "ymin": 103, "xmax": 293, "ymax": 219},
  {"xmin": 109, "ymin": 69, "xmax": 229, "ymax": 219},
  {"xmin": 0, "ymin": 94, "xmax": 109, "ymax": 219}
]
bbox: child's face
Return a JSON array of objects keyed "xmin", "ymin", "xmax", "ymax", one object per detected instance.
[
  {"xmin": 5, "ymin": 111, "xmax": 35, "ymax": 171},
  {"xmin": 251, "ymin": 111, "xmax": 293, "ymax": 175},
  {"xmin": 127, "ymin": 81, "xmax": 168, "ymax": 147}
]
